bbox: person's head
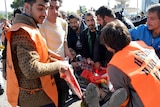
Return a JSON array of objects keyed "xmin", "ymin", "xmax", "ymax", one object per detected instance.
[
  {"xmin": 47, "ymin": 0, "xmax": 62, "ymax": 23},
  {"xmin": 11, "ymin": 8, "xmax": 22, "ymax": 24},
  {"xmin": 84, "ymin": 12, "xmax": 97, "ymax": 31},
  {"xmin": 95, "ymin": 6, "xmax": 116, "ymax": 27},
  {"xmin": 58, "ymin": 10, "xmax": 67, "ymax": 19},
  {"xmin": 68, "ymin": 14, "xmax": 81, "ymax": 32},
  {"xmin": 100, "ymin": 21, "xmax": 131, "ymax": 53},
  {"xmin": 24, "ymin": 0, "xmax": 50, "ymax": 24},
  {"xmin": 147, "ymin": 4, "xmax": 160, "ymax": 31}
]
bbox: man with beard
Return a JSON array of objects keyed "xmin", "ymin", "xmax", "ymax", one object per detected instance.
[
  {"xmin": 129, "ymin": 4, "xmax": 160, "ymax": 58},
  {"xmin": 6, "ymin": 0, "xmax": 70, "ymax": 106},
  {"xmin": 81, "ymin": 12, "xmax": 100, "ymax": 63},
  {"xmin": 67, "ymin": 14, "xmax": 87, "ymax": 55}
]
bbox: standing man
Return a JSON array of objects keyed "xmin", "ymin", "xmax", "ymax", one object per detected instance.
[
  {"xmin": 39, "ymin": 0, "xmax": 72, "ymax": 106},
  {"xmin": 6, "ymin": 0, "xmax": 70, "ymax": 107},
  {"xmin": 93, "ymin": 6, "xmax": 116, "ymax": 68},
  {"xmin": 67, "ymin": 14, "xmax": 87, "ymax": 55},
  {"xmin": 81, "ymin": 12, "xmax": 100, "ymax": 63},
  {"xmin": 129, "ymin": 4, "xmax": 160, "ymax": 58}
]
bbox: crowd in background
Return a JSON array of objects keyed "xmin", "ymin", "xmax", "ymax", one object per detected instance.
[{"xmin": 0, "ymin": 0, "xmax": 160, "ymax": 107}]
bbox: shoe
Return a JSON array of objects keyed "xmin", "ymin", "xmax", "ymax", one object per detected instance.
[
  {"xmin": 84, "ymin": 83, "xmax": 100, "ymax": 107},
  {"xmin": 103, "ymin": 88, "xmax": 127, "ymax": 107}
]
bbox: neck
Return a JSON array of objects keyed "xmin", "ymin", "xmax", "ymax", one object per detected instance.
[
  {"xmin": 47, "ymin": 17, "xmax": 57, "ymax": 23},
  {"xmin": 152, "ymin": 29, "xmax": 160, "ymax": 38},
  {"xmin": 76, "ymin": 27, "xmax": 80, "ymax": 34},
  {"xmin": 90, "ymin": 28, "xmax": 96, "ymax": 32}
]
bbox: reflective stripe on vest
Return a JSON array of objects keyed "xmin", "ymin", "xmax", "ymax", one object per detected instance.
[
  {"xmin": 6, "ymin": 23, "xmax": 58, "ymax": 107},
  {"xmin": 109, "ymin": 41, "xmax": 160, "ymax": 107}
]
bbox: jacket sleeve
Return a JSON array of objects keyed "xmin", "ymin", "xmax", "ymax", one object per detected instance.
[{"xmin": 11, "ymin": 28, "xmax": 62, "ymax": 79}]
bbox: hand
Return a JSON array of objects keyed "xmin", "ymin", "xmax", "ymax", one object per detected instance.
[
  {"xmin": 94, "ymin": 62, "xmax": 101, "ymax": 70},
  {"xmin": 87, "ymin": 58, "xmax": 94, "ymax": 65},
  {"xmin": 58, "ymin": 60, "xmax": 70, "ymax": 73}
]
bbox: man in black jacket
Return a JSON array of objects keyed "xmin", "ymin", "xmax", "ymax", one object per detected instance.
[{"xmin": 81, "ymin": 12, "xmax": 100, "ymax": 63}]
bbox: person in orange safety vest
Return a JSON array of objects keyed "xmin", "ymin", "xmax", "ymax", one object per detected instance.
[
  {"xmin": 6, "ymin": 0, "xmax": 71, "ymax": 107},
  {"xmin": 99, "ymin": 20, "xmax": 160, "ymax": 107}
]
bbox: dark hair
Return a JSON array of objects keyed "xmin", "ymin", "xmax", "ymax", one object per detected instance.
[
  {"xmin": 84, "ymin": 12, "xmax": 95, "ymax": 19},
  {"xmin": 24, "ymin": 0, "xmax": 50, "ymax": 5},
  {"xmin": 95, "ymin": 6, "xmax": 115, "ymax": 19},
  {"xmin": 100, "ymin": 21, "xmax": 131, "ymax": 52},
  {"xmin": 13, "ymin": 9, "xmax": 22, "ymax": 17},
  {"xmin": 68, "ymin": 14, "xmax": 81, "ymax": 21},
  {"xmin": 147, "ymin": 4, "xmax": 160, "ymax": 19},
  {"xmin": 51, "ymin": 0, "xmax": 62, "ymax": 6}
]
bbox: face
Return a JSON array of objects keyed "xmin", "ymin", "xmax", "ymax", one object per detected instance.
[
  {"xmin": 85, "ymin": 15, "xmax": 96, "ymax": 31},
  {"xmin": 25, "ymin": 0, "xmax": 49, "ymax": 24},
  {"xmin": 96, "ymin": 15, "xmax": 106, "ymax": 27},
  {"xmin": 47, "ymin": 0, "xmax": 60, "ymax": 22},
  {"xmin": 69, "ymin": 18, "xmax": 80, "ymax": 31},
  {"xmin": 147, "ymin": 12, "xmax": 160, "ymax": 31}
]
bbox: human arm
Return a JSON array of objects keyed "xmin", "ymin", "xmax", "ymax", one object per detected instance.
[
  {"xmin": 64, "ymin": 41, "xmax": 73, "ymax": 60},
  {"xmin": 11, "ymin": 28, "xmax": 70, "ymax": 79},
  {"xmin": 107, "ymin": 65, "xmax": 143, "ymax": 107}
]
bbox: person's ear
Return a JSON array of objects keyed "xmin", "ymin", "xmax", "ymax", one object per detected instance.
[
  {"xmin": 24, "ymin": 2, "xmax": 31, "ymax": 13},
  {"xmin": 104, "ymin": 16, "xmax": 109, "ymax": 23}
]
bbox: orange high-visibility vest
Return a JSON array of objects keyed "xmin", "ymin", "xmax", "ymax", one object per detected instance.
[
  {"xmin": 109, "ymin": 41, "xmax": 160, "ymax": 107},
  {"xmin": 6, "ymin": 23, "xmax": 58, "ymax": 107}
]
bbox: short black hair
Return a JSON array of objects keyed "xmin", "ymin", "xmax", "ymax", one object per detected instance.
[
  {"xmin": 13, "ymin": 9, "xmax": 22, "ymax": 17},
  {"xmin": 96, "ymin": 6, "xmax": 115, "ymax": 18},
  {"xmin": 68, "ymin": 14, "xmax": 81, "ymax": 21},
  {"xmin": 24, "ymin": 0, "xmax": 50, "ymax": 5}
]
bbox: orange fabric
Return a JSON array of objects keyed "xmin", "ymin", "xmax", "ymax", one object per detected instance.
[
  {"xmin": 120, "ymin": 97, "xmax": 129, "ymax": 107},
  {"xmin": 60, "ymin": 66, "xmax": 83, "ymax": 99},
  {"xmin": 109, "ymin": 41, "xmax": 160, "ymax": 107},
  {"xmin": 81, "ymin": 67, "xmax": 108, "ymax": 84},
  {"xmin": 6, "ymin": 23, "xmax": 58, "ymax": 107}
]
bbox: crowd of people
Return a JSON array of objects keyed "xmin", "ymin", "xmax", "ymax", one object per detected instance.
[{"xmin": 0, "ymin": 0, "xmax": 160, "ymax": 107}]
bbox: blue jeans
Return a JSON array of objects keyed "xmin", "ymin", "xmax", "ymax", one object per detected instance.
[{"xmin": 41, "ymin": 103, "xmax": 56, "ymax": 107}]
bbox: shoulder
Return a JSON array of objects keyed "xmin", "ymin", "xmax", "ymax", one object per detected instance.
[
  {"xmin": 82, "ymin": 28, "xmax": 89, "ymax": 34},
  {"xmin": 57, "ymin": 17, "xmax": 68, "ymax": 25}
]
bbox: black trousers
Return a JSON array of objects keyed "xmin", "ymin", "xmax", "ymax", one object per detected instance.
[{"xmin": 54, "ymin": 73, "xmax": 69, "ymax": 107}]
